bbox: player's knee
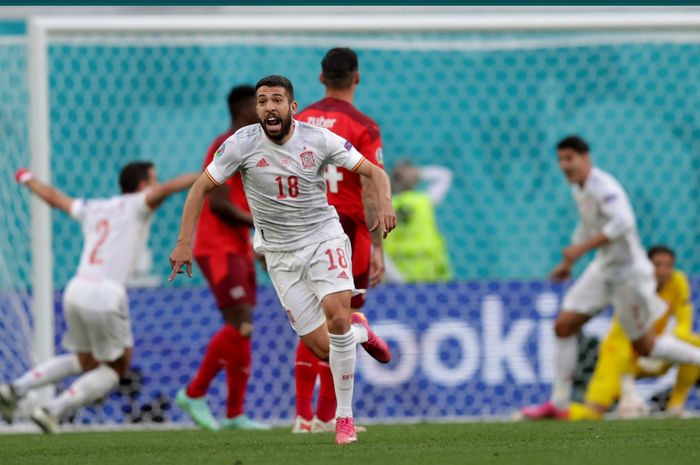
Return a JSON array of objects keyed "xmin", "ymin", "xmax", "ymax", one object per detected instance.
[
  {"xmin": 554, "ymin": 318, "xmax": 578, "ymax": 338},
  {"xmin": 220, "ymin": 305, "xmax": 253, "ymax": 337},
  {"xmin": 326, "ymin": 312, "xmax": 351, "ymax": 334},
  {"xmin": 106, "ymin": 348, "xmax": 132, "ymax": 377},
  {"xmin": 632, "ymin": 339, "xmax": 653, "ymax": 357},
  {"xmin": 77, "ymin": 352, "xmax": 99, "ymax": 372}
]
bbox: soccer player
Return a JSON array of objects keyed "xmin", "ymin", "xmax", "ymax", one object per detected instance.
[
  {"xmin": 293, "ymin": 47, "xmax": 385, "ymax": 433},
  {"xmin": 0, "ymin": 163, "xmax": 197, "ymax": 433},
  {"xmin": 169, "ymin": 75, "xmax": 395, "ymax": 445},
  {"xmin": 560, "ymin": 245, "xmax": 700, "ymax": 420},
  {"xmin": 521, "ymin": 135, "xmax": 700, "ymax": 420},
  {"xmin": 175, "ymin": 85, "xmax": 270, "ymax": 431}
]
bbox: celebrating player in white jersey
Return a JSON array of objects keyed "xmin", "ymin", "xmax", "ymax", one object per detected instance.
[
  {"xmin": 522, "ymin": 135, "xmax": 700, "ymax": 419},
  {"xmin": 169, "ymin": 75, "xmax": 396, "ymax": 445},
  {"xmin": 0, "ymin": 162, "xmax": 197, "ymax": 433}
]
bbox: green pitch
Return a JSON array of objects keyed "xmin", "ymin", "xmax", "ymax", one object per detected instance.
[{"xmin": 2, "ymin": 420, "xmax": 700, "ymax": 465}]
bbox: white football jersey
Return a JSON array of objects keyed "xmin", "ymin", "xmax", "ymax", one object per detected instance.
[
  {"xmin": 70, "ymin": 191, "xmax": 154, "ymax": 284},
  {"xmin": 206, "ymin": 121, "xmax": 366, "ymax": 252},
  {"xmin": 571, "ymin": 167, "xmax": 652, "ymax": 278}
]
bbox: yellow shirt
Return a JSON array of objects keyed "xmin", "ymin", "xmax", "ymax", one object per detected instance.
[{"xmin": 605, "ymin": 270, "xmax": 699, "ymax": 352}]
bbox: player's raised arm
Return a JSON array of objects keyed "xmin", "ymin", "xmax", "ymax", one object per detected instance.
[
  {"xmin": 168, "ymin": 173, "xmax": 219, "ymax": 281},
  {"xmin": 355, "ymin": 161, "xmax": 395, "ymax": 238},
  {"xmin": 15, "ymin": 168, "xmax": 75, "ymax": 215},
  {"xmin": 145, "ymin": 172, "xmax": 200, "ymax": 210}
]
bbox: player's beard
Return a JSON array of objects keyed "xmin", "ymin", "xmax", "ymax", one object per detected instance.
[{"xmin": 260, "ymin": 112, "xmax": 293, "ymax": 142}]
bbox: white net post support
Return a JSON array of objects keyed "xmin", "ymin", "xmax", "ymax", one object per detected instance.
[{"xmin": 27, "ymin": 18, "xmax": 55, "ymax": 403}]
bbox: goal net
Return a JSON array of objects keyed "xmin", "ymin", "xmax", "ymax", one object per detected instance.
[{"xmin": 2, "ymin": 14, "xmax": 700, "ymax": 427}]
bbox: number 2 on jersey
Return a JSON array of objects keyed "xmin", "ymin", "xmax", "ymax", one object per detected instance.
[
  {"xmin": 325, "ymin": 247, "xmax": 348, "ymax": 271},
  {"xmin": 89, "ymin": 219, "xmax": 110, "ymax": 264},
  {"xmin": 276, "ymin": 175, "xmax": 299, "ymax": 199}
]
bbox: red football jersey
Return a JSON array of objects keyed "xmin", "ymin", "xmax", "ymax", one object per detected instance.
[
  {"xmin": 296, "ymin": 97, "xmax": 384, "ymax": 224},
  {"xmin": 193, "ymin": 130, "xmax": 253, "ymax": 257}
]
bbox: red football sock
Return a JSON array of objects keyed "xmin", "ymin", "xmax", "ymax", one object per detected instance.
[
  {"xmin": 225, "ymin": 332, "xmax": 250, "ymax": 418},
  {"xmin": 295, "ymin": 341, "xmax": 319, "ymax": 421},
  {"xmin": 316, "ymin": 360, "xmax": 337, "ymax": 422},
  {"xmin": 187, "ymin": 324, "xmax": 239, "ymax": 398}
]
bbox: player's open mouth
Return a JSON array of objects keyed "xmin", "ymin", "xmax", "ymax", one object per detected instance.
[{"xmin": 266, "ymin": 116, "xmax": 282, "ymax": 132}]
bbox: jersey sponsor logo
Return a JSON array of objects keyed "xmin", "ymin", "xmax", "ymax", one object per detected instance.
[
  {"xmin": 306, "ymin": 115, "xmax": 336, "ymax": 129},
  {"xmin": 344, "ymin": 140, "xmax": 353, "ymax": 152},
  {"xmin": 299, "ymin": 151, "xmax": 316, "ymax": 169},
  {"xmin": 256, "ymin": 157, "xmax": 270, "ymax": 168},
  {"xmin": 376, "ymin": 147, "xmax": 384, "ymax": 164},
  {"xmin": 603, "ymin": 194, "xmax": 617, "ymax": 203},
  {"xmin": 215, "ymin": 143, "xmax": 225, "ymax": 157},
  {"xmin": 337, "ymin": 270, "xmax": 350, "ymax": 279}
]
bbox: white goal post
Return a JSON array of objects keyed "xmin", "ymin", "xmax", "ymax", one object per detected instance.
[{"xmin": 23, "ymin": 6, "xmax": 700, "ymax": 406}]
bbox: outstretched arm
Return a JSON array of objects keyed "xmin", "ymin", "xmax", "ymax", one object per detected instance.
[
  {"xmin": 355, "ymin": 161, "xmax": 396, "ymax": 238},
  {"xmin": 168, "ymin": 173, "xmax": 218, "ymax": 280},
  {"xmin": 15, "ymin": 168, "xmax": 74, "ymax": 215},
  {"xmin": 146, "ymin": 173, "xmax": 200, "ymax": 210}
]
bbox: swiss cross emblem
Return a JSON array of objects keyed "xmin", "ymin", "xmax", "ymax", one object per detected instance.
[{"xmin": 299, "ymin": 151, "xmax": 316, "ymax": 169}]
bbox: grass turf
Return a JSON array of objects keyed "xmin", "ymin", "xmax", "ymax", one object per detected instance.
[{"xmin": 2, "ymin": 420, "xmax": 700, "ymax": 465}]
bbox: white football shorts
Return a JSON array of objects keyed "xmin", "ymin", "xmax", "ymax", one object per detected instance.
[
  {"xmin": 562, "ymin": 260, "xmax": 667, "ymax": 340},
  {"xmin": 266, "ymin": 235, "xmax": 356, "ymax": 336},
  {"xmin": 62, "ymin": 276, "xmax": 134, "ymax": 362}
]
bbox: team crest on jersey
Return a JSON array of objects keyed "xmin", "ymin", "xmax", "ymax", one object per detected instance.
[
  {"xmin": 215, "ymin": 143, "xmax": 225, "ymax": 157},
  {"xmin": 299, "ymin": 151, "xmax": 316, "ymax": 169}
]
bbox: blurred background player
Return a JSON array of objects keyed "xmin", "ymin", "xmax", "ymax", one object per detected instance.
[
  {"xmin": 0, "ymin": 163, "xmax": 196, "ymax": 433},
  {"xmin": 522, "ymin": 135, "xmax": 700, "ymax": 420},
  {"xmin": 561, "ymin": 245, "xmax": 700, "ymax": 420},
  {"xmin": 383, "ymin": 160, "xmax": 453, "ymax": 283},
  {"xmin": 175, "ymin": 85, "xmax": 270, "ymax": 431},
  {"xmin": 294, "ymin": 47, "xmax": 385, "ymax": 433}
]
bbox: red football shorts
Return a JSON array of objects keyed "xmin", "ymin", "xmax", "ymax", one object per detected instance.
[{"xmin": 195, "ymin": 252, "xmax": 257, "ymax": 309}]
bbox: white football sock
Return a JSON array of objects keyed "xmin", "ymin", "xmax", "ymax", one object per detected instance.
[
  {"xmin": 12, "ymin": 354, "xmax": 82, "ymax": 397},
  {"xmin": 329, "ymin": 331, "xmax": 357, "ymax": 419},
  {"xmin": 650, "ymin": 334, "xmax": 700, "ymax": 365},
  {"xmin": 46, "ymin": 364, "xmax": 119, "ymax": 418},
  {"xmin": 351, "ymin": 323, "xmax": 368, "ymax": 345},
  {"xmin": 551, "ymin": 335, "xmax": 577, "ymax": 408}
]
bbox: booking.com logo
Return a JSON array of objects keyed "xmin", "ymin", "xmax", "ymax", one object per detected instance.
[{"xmin": 357, "ymin": 292, "xmax": 612, "ymax": 388}]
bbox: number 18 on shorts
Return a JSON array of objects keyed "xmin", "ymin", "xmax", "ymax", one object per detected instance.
[{"xmin": 266, "ymin": 235, "xmax": 355, "ymax": 336}]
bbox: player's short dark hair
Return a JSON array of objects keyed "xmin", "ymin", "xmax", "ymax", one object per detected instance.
[
  {"xmin": 648, "ymin": 245, "xmax": 676, "ymax": 261},
  {"xmin": 255, "ymin": 75, "xmax": 294, "ymax": 101},
  {"xmin": 119, "ymin": 161, "xmax": 154, "ymax": 194},
  {"xmin": 321, "ymin": 47, "xmax": 359, "ymax": 89},
  {"xmin": 557, "ymin": 135, "xmax": 590, "ymax": 155},
  {"xmin": 227, "ymin": 85, "xmax": 255, "ymax": 118}
]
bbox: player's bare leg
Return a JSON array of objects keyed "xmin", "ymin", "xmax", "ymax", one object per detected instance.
[{"xmin": 521, "ymin": 311, "xmax": 590, "ymax": 420}]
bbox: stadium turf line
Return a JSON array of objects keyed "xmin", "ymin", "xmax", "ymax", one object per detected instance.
[{"xmin": 1, "ymin": 419, "xmax": 699, "ymax": 465}]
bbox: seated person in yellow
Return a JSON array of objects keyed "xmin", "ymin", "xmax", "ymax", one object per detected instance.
[{"xmin": 568, "ymin": 245, "xmax": 700, "ymax": 420}]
